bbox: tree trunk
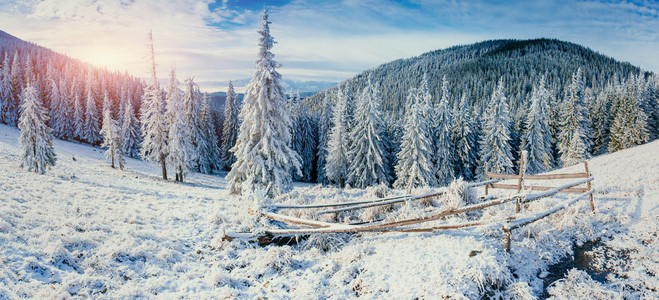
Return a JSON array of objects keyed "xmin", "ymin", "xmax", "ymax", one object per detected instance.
[{"xmin": 160, "ymin": 154, "xmax": 167, "ymax": 180}]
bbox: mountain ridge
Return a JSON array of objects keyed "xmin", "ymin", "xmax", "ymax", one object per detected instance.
[{"xmin": 307, "ymin": 38, "xmax": 648, "ymax": 115}]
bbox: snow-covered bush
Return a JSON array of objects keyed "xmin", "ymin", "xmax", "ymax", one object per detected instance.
[{"xmin": 547, "ymin": 269, "xmax": 619, "ymax": 299}]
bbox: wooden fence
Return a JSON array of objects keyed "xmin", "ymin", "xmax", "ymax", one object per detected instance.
[
  {"xmin": 225, "ymin": 158, "xmax": 595, "ymax": 252},
  {"xmin": 484, "ymin": 154, "xmax": 595, "ymax": 213}
]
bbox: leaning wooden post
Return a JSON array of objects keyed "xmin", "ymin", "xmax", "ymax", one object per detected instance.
[
  {"xmin": 516, "ymin": 152, "xmax": 526, "ymax": 213},
  {"xmin": 584, "ymin": 161, "xmax": 595, "ymax": 213},
  {"xmin": 502, "ymin": 226, "xmax": 511, "ymax": 252},
  {"xmin": 484, "ymin": 162, "xmax": 489, "ymax": 196}
]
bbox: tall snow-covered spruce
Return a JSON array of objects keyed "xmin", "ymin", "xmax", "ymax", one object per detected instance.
[
  {"xmin": 182, "ymin": 77, "xmax": 203, "ymax": 171},
  {"xmin": 325, "ymin": 86, "xmax": 351, "ymax": 188},
  {"xmin": 18, "ymin": 82, "xmax": 56, "ymax": 173},
  {"xmin": 347, "ymin": 76, "xmax": 390, "ymax": 188},
  {"xmin": 198, "ymin": 92, "xmax": 220, "ymax": 174},
  {"xmin": 83, "ymin": 73, "xmax": 100, "ymax": 145},
  {"xmin": 0, "ymin": 53, "xmax": 12, "ymax": 124},
  {"xmin": 558, "ymin": 68, "xmax": 592, "ymax": 166},
  {"xmin": 140, "ymin": 31, "xmax": 169, "ymax": 180},
  {"xmin": 121, "ymin": 88, "xmax": 141, "ymax": 158},
  {"xmin": 479, "ymin": 78, "xmax": 514, "ymax": 175},
  {"xmin": 227, "ymin": 10, "xmax": 301, "ymax": 197},
  {"xmin": 609, "ymin": 74, "xmax": 649, "ymax": 152},
  {"xmin": 292, "ymin": 97, "xmax": 318, "ymax": 182},
  {"xmin": 394, "ymin": 88, "xmax": 435, "ymax": 189},
  {"xmin": 453, "ymin": 94, "xmax": 477, "ymax": 181},
  {"xmin": 523, "ymin": 76, "xmax": 554, "ymax": 174},
  {"xmin": 100, "ymin": 92, "xmax": 124, "ymax": 170},
  {"xmin": 220, "ymin": 80, "xmax": 239, "ymax": 170},
  {"xmin": 431, "ymin": 76, "xmax": 455, "ymax": 186},
  {"xmin": 315, "ymin": 93, "xmax": 333, "ymax": 184},
  {"xmin": 166, "ymin": 73, "xmax": 193, "ymax": 183}
]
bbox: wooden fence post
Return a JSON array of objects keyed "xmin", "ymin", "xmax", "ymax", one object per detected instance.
[
  {"xmin": 502, "ymin": 226, "xmax": 511, "ymax": 252},
  {"xmin": 516, "ymin": 152, "xmax": 526, "ymax": 213},
  {"xmin": 484, "ymin": 162, "xmax": 489, "ymax": 196},
  {"xmin": 584, "ymin": 161, "xmax": 595, "ymax": 213}
]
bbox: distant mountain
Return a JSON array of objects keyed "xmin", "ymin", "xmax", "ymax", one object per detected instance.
[
  {"xmin": 202, "ymin": 78, "xmax": 337, "ymax": 100},
  {"xmin": 207, "ymin": 81, "xmax": 332, "ymax": 108},
  {"xmin": 307, "ymin": 38, "xmax": 648, "ymax": 115}
]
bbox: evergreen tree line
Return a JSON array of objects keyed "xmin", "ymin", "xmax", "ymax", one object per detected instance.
[
  {"xmin": 0, "ymin": 32, "xmax": 232, "ymax": 179},
  {"xmin": 3, "ymin": 31, "xmax": 657, "ymax": 191},
  {"xmin": 289, "ymin": 68, "xmax": 658, "ymax": 190}
]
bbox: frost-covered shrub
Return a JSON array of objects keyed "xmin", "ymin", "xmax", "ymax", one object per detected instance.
[
  {"xmin": 503, "ymin": 281, "xmax": 535, "ymax": 300},
  {"xmin": 258, "ymin": 246, "xmax": 295, "ymax": 272},
  {"xmin": 547, "ymin": 269, "xmax": 619, "ymax": 299},
  {"xmin": 206, "ymin": 267, "xmax": 232, "ymax": 287},
  {"xmin": 358, "ymin": 204, "xmax": 393, "ymax": 223},
  {"xmin": 300, "ymin": 233, "xmax": 351, "ymax": 252},
  {"xmin": 365, "ymin": 183, "xmax": 390, "ymax": 199},
  {"xmin": 382, "ymin": 201, "xmax": 425, "ymax": 223},
  {"xmin": 443, "ymin": 178, "xmax": 470, "ymax": 210}
]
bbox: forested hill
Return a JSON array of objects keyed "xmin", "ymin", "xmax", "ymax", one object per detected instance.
[{"xmin": 307, "ymin": 38, "xmax": 647, "ymax": 114}]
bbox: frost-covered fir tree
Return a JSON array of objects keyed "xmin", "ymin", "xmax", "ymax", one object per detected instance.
[
  {"xmin": 558, "ymin": 68, "xmax": 592, "ymax": 167},
  {"xmin": 121, "ymin": 94, "xmax": 141, "ymax": 158},
  {"xmin": 72, "ymin": 82, "xmax": 85, "ymax": 141},
  {"xmin": 315, "ymin": 93, "xmax": 332, "ymax": 184},
  {"xmin": 609, "ymin": 74, "xmax": 649, "ymax": 152},
  {"xmin": 431, "ymin": 76, "xmax": 455, "ymax": 186},
  {"xmin": 418, "ymin": 73, "xmax": 433, "ymax": 116},
  {"xmin": 325, "ymin": 86, "xmax": 351, "ymax": 187},
  {"xmin": 453, "ymin": 93, "xmax": 477, "ymax": 181},
  {"xmin": 227, "ymin": 10, "xmax": 301, "ymax": 197},
  {"xmin": 50, "ymin": 78, "xmax": 73, "ymax": 140},
  {"xmin": 294, "ymin": 105, "xmax": 318, "ymax": 182},
  {"xmin": 198, "ymin": 93, "xmax": 220, "ymax": 174},
  {"xmin": 100, "ymin": 92, "xmax": 124, "ymax": 169},
  {"xmin": 18, "ymin": 82, "xmax": 56, "ymax": 174},
  {"xmin": 140, "ymin": 31, "xmax": 169, "ymax": 180},
  {"xmin": 523, "ymin": 76, "xmax": 554, "ymax": 174},
  {"xmin": 347, "ymin": 76, "xmax": 390, "ymax": 188},
  {"xmin": 166, "ymin": 86, "xmax": 193, "ymax": 182},
  {"xmin": 394, "ymin": 88, "xmax": 435, "ymax": 189},
  {"xmin": 164, "ymin": 67, "xmax": 180, "ymax": 124},
  {"xmin": 182, "ymin": 77, "xmax": 203, "ymax": 171},
  {"xmin": 589, "ymin": 86, "xmax": 612, "ymax": 155},
  {"xmin": 479, "ymin": 79, "xmax": 514, "ymax": 175},
  {"xmin": 0, "ymin": 53, "xmax": 12, "ymax": 124},
  {"xmin": 640, "ymin": 75, "xmax": 658, "ymax": 140},
  {"xmin": 8, "ymin": 51, "xmax": 23, "ymax": 125},
  {"xmin": 83, "ymin": 73, "xmax": 101, "ymax": 144},
  {"xmin": 220, "ymin": 80, "xmax": 239, "ymax": 170}
]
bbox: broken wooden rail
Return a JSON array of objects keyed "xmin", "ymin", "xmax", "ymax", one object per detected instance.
[
  {"xmin": 312, "ymin": 179, "xmax": 501, "ymax": 215},
  {"xmin": 501, "ymin": 190, "xmax": 594, "ymax": 252},
  {"xmin": 271, "ymin": 179, "xmax": 500, "ymax": 211},
  {"xmin": 249, "ymin": 176, "xmax": 592, "ymax": 236},
  {"xmin": 225, "ymin": 159, "xmax": 595, "ymax": 253}
]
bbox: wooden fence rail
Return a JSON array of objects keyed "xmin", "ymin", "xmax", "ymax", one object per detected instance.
[
  {"xmin": 225, "ymin": 159, "xmax": 595, "ymax": 253},
  {"xmin": 485, "ymin": 157, "xmax": 595, "ymax": 213}
]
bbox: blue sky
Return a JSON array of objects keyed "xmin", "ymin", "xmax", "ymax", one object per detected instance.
[{"xmin": 1, "ymin": 0, "xmax": 657, "ymax": 92}]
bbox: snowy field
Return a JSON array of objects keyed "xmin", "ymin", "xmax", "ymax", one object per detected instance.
[{"xmin": 0, "ymin": 122, "xmax": 657, "ymax": 299}]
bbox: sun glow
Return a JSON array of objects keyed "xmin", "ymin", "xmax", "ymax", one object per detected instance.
[{"xmin": 75, "ymin": 43, "xmax": 136, "ymax": 72}]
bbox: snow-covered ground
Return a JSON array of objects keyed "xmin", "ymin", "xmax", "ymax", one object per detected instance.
[{"xmin": 0, "ymin": 123, "xmax": 657, "ymax": 299}]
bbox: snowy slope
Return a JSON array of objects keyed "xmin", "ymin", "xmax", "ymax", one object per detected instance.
[{"xmin": 0, "ymin": 123, "xmax": 657, "ymax": 298}]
